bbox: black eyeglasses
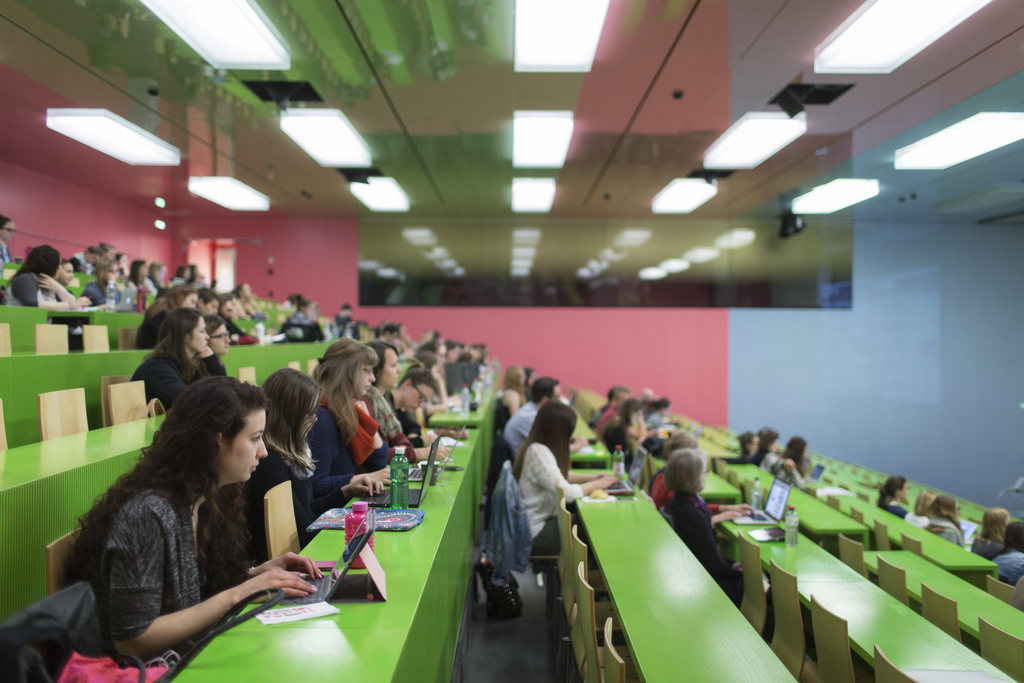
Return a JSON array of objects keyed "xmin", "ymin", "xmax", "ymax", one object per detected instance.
[
  {"xmin": 209, "ymin": 333, "xmax": 230, "ymax": 340},
  {"xmin": 416, "ymin": 387, "xmax": 429, "ymax": 405}
]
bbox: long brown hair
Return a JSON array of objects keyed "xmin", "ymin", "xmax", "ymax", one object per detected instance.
[
  {"xmin": 314, "ymin": 339, "xmax": 378, "ymax": 445},
  {"xmin": 979, "ymin": 507, "xmax": 1009, "ymax": 544},
  {"xmin": 512, "ymin": 401, "xmax": 577, "ymax": 481},
  {"xmin": 601, "ymin": 397, "xmax": 643, "ymax": 443},
  {"xmin": 503, "ymin": 366, "xmax": 526, "ymax": 403},
  {"xmin": 148, "ymin": 307, "xmax": 206, "ymax": 382},
  {"xmin": 781, "ymin": 436, "xmax": 807, "ymax": 477},
  {"xmin": 263, "ymin": 368, "xmax": 322, "ymax": 472},
  {"xmin": 145, "ymin": 283, "xmax": 196, "ymax": 319},
  {"xmin": 930, "ymin": 495, "xmax": 960, "ymax": 526},
  {"xmin": 68, "ymin": 377, "xmax": 268, "ymax": 593}
]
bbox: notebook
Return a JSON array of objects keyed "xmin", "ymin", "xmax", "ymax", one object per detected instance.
[
  {"xmin": 807, "ymin": 464, "xmax": 825, "ymax": 484},
  {"xmin": 366, "ymin": 440, "xmax": 437, "ymax": 508},
  {"xmin": 733, "ymin": 479, "xmax": 791, "ymax": 525},
  {"xmin": 281, "ymin": 510, "xmax": 376, "ymax": 605}
]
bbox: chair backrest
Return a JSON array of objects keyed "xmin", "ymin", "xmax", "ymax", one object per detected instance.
[
  {"xmin": 874, "ymin": 644, "xmax": 920, "ymax": 683},
  {"xmin": 575, "ymin": 562, "xmax": 601, "ymax": 683},
  {"xmin": 556, "ymin": 497, "xmax": 572, "ymax": 594},
  {"xmin": 35, "ymin": 323, "xmax": 69, "ymax": 355},
  {"xmin": 857, "ymin": 491, "xmax": 870, "ymax": 502},
  {"xmin": 838, "ymin": 533, "xmax": 866, "ymax": 577},
  {"xmin": 238, "ymin": 366, "xmax": 257, "ymax": 385},
  {"xmin": 980, "ymin": 616, "xmax": 1024, "ymax": 683},
  {"xmin": 738, "ymin": 534, "xmax": 767, "ymax": 634},
  {"xmin": 81, "ymin": 324, "xmax": 109, "ymax": 353},
  {"xmin": 770, "ymin": 560, "xmax": 806, "ymax": 679},
  {"xmin": 287, "ymin": 361, "xmax": 301, "ymax": 371},
  {"xmin": 45, "ymin": 529, "xmax": 80, "ymax": 595},
  {"xmin": 570, "ymin": 524, "xmax": 589, "ymax": 585},
  {"xmin": 117, "ymin": 327, "xmax": 137, "ymax": 350},
  {"xmin": 850, "ymin": 507, "xmax": 865, "ymax": 524},
  {"xmin": 741, "ymin": 477, "xmax": 754, "ymax": 505},
  {"xmin": 809, "ymin": 594, "xmax": 857, "ymax": 683},
  {"xmin": 827, "ymin": 495, "xmax": 841, "ymax": 510},
  {"xmin": 900, "ymin": 532, "xmax": 923, "ymax": 557},
  {"xmin": 877, "ymin": 555, "xmax": 909, "ymax": 605},
  {"xmin": 875, "ymin": 518, "xmax": 892, "ymax": 551},
  {"xmin": 602, "ymin": 617, "xmax": 626, "ymax": 683},
  {"xmin": 109, "ymin": 381, "xmax": 150, "ymax": 426},
  {"xmin": 636, "ymin": 452, "xmax": 658, "ymax": 493},
  {"xmin": 987, "ymin": 574, "xmax": 1014, "ymax": 603},
  {"xmin": 0, "ymin": 397, "xmax": 7, "ymax": 451},
  {"xmin": 713, "ymin": 458, "xmax": 727, "ymax": 477},
  {"xmin": 264, "ymin": 481, "xmax": 300, "ymax": 558},
  {"xmin": 0, "ymin": 322, "xmax": 11, "ymax": 356},
  {"xmin": 37, "ymin": 388, "xmax": 88, "ymax": 441},
  {"xmin": 100, "ymin": 375, "xmax": 131, "ymax": 427},
  {"xmin": 307, "ymin": 358, "xmax": 319, "ymax": 375},
  {"xmin": 920, "ymin": 582, "xmax": 961, "ymax": 643},
  {"xmin": 726, "ymin": 468, "xmax": 739, "ymax": 487}
]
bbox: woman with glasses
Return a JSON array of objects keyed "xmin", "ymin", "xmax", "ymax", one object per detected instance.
[
  {"xmin": 203, "ymin": 314, "xmax": 231, "ymax": 371},
  {"xmin": 131, "ymin": 308, "xmax": 226, "ymax": 409}
]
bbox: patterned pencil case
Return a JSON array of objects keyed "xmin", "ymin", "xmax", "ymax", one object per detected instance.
[{"xmin": 307, "ymin": 507, "xmax": 425, "ymax": 532}]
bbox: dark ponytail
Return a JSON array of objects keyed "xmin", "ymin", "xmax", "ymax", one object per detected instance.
[{"xmin": 877, "ymin": 475, "xmax": 907, "ymax": 510}]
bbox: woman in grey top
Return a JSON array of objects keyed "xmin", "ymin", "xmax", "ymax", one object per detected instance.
[{"xmin": 67, "ymin": 376, "xmax": 322, "ymax": 660}]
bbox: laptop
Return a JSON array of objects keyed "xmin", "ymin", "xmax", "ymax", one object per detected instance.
[
  {"xmin": 366, "ymin": 442, "xmax": 437, "ymax": 508},
  {"xmin": 806, "ymin": 464, "xmax": 825, "ymax": 484},
  {"xmin": 605, "ymin": 447, "xmax": 648, "ymax": 496},
  {"xmin": 733, "ymin": 479, "xmax": 791, "ymax": 525},
  {"xmin": 961, "ymin": 520, "xmax": 979, "ymax": 545},
  {"xmin": 281, "ymin": 510, "xmax": 376, "ymax": 605},
  {"xmin": 408, "ymin": 437, "xmax": 441, "ymax": 482}
]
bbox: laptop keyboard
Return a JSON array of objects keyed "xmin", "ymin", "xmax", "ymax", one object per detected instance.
[
  {"xmin": 281, "ymin": 575, "xmax": 332, "ymax": 605},
  {"xmin": 606, "ymin": 480, "xmax": 632, "ymax": 492},
  {"xmin": 747, "ymin": 511, "xmax": 771, "ymax": 522}
]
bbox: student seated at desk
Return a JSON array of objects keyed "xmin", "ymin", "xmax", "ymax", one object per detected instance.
[
  {"xmin": 131, "ymin": 308, "xmax": 226, "ymax": 409},
  {"xmin": 280, "ymin": 297, "xmax": 325, "ymax": 343},
  {"xmin": 120, "ymin": 259, "xmax": 148, "ymax": 312},
  {"xmin": 721, "ymin": 431, "xmax": 760, "ymax": 466},
  {"xmin": 766, "ymin": 436, "xmax": 808, "ymax": 491},
  {"xmin": 905, "ymin": 490, "xmax": 936, "ymax": 528},
  {"xmin": 81, "ymin": 258, "xmax": 120, "ymax": 307},
  {"xmin": 217, "ymin": 293, "xmax": 258, "ymax": 345},
  {"xmin": 663, "ymin": 448, "xmax": 746, "ymax": 607},
  {"xmin": 927, "ymin": 495, "xmax": 965, "ymax": 546},
  {"xmin": 644, "ymin": 398, "xmax": 671, "ymax": 430},
  {"xmin": 877, "ymin": 475, "xmax": 910, "ymax": 519},
  {"xmin": 994, "ymin": 523, "xmax": 1024, "ymax": 585},
  {"xmin": 752, "ymin": 427, "xmax": 780, "ymax": 468},
  {"xmin": 504, "ymin": 377, "xmax": 588, "ymax": 457},
  {"xmin": 390, "ymin": 366, "xmax": 443, "ymax": 450},
  {"xmin": 4, "ymin": 244, "xmax": 90, "ymax": 310},
  {"xmin": 513, "ymin": 402, "xmax": 618, "ymax": 555},
  {"xmin": 973, "ymin": 507, "xmax": 1009, "ymax": 560},
  {"xmin": 203, "ymin": 314, "xmax": 231, "ymax": 365},
  {"xmin": 593, "ymin": 385, "xmax": 631, "ymax": 434},
  {"xmin": 136, "ymin": 284, "xmax": 197, "ymax": 350},
  {"xmin": 414, "ymin": 348, "xmax": 450, "ymax": 419},
  {"xmin": 309, "ymin": 339, "xmax": 391, "ymax": 498},
  {"xmin": 501, "ymin": 365, "xmax": 527, "ymax": 417},
  {"xmin": 66, "ymin": 377, "xmax": 322, "ymax": 659},
  {"xmin": 600, "ymin": 398, "xmax": 648, "ymax": 470},
  {"xmin": 650, "ymin": 430, "xmax": 698, "ymax": 507},
  {"xmin": 196, "ymin": 288, "xmax": 220, "ymax": 316},
  {"xmin": 246, "ymin": 369, "xmax": 382, "ymax": 563}
]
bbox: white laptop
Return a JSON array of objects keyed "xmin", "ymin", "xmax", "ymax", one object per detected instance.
[{"xmin": 734, "ymin": 478, "xmax": 791, "ymax": 525}]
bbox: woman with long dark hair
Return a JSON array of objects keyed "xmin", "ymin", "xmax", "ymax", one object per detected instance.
[
  {"xmin": 600, "ymin": 397, "xmax": 648, "ymax": 469},
  {"xmin": 131, "ymin": 308, "xmax": 226, "ymax": 408},
  {"xmin": 5, "ymin": 244, "xmax": 90, "ymax": 310},
  {"xmin": 135, "ymin": 283, "xmax": 198, "ymax": 350},
  {"xmin": 877, "ymin": 475, "xmax": 909, "ymax": 518},
  {"xmin": 768, "ymin": 436, "xmax": 808, "ymax": 490},
  {"xmin": 67, "ymin": 377, "xmax": 321, "ymax": 659}
]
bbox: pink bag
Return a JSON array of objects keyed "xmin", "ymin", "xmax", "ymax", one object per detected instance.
[{"xmin": 56, "ymin": 652, "xmax": 167, "ymax": 683}]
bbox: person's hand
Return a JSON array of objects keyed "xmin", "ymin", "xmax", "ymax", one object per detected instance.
[
  {"xmin": 238, "ymin": 567, "xmax": 317, "ymax": 599},
  {"xmin": 570, "ymin": 436, "xmax": 590, "ymax": 452},
  {"xmin": 197, "ymin": 346, "xmax": 214, "ymax": 358},
  {"xmin": 373, "ymin": 431, "xmax": 384, "ymax": 449},
  {"xmin": 732, "ymin": 561, "xmax": 742, "ymax": 571},
  {"xmin": 595, "ymin": 475, "xmax": 620, "ymax": 488},
  {"xmin": 783, "ymin": 460, "xmax": 794, "ymax": 473},
  {"xmin": 422, "ymin": 431, "xmax": 437, "ymax": 446},
  {"xmin": 723, "ymin": 504, "xmax": 752, "ymax": 514},
  {"xmin": 255, "ymin": 552, "xmax": 323, "ymax": 579},
  {"xmin": 230, "ymin": 334, "xmax": 240, "ymax": 343},
  {"xmin": 712, "ymin": 510, "xmax": 743, "ymax": 525},
  {"xmin": 35, "ymin": 273, "xmax": 59, "ymax": 290},
  {"xmin": 366, "ymin": 468, "xmax": 391, "ymax": 486},
  {"xmin": 345, "ymin": 472, "xmax": 385, "ymax": 497},
  {"xmin": 72, "ymin": 296, "xmax": 91, "ymax": 309},
  {"xmin": 436, "ymin": 445, "xmax": 452, "ymax": 462}
]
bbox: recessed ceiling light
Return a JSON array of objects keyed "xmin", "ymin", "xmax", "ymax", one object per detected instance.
[
  {"xmin": 513, "ymin": 111, "xmax": 574, "ymax": 168},
  {"xmin": 514, "ymin": 0, "xmax": 612, "ymax": 72},
  {"xmin": 576, "ymin": 267, "xmax": 595, "ymax": 279},
  {"xmin": 358, "ymin": 260, "xmax": 381, "ymax": 270},
  {"xmin": 512, "ymin": 247, "xmax": 537, "ymax": 259},
  {"xmin": 280, "ymin": 109, "xmax": 371, "ymax": 167},
  {"xmin": 154, "ymin": 197, "xmax": 166, "ymax": 208},
  {"xmin": 350, "ymin": 177, "xmax": 410, "ymax": 212},
  {"xmin": 377, "ymin": 268, "xmax": 402, "ymax": 279},
  {"xmin": 714, "ymin": 228, "xmax": 756, "ymax": 249},
  {"xmin": 704, "ymin": 112, "xmax": 807, "ymax": 170},
  {"xmin": 154, "ymin": 220, "xmax": 167, "ymax": 230},
  {"xmin": 613, "ymin": 229, "xmax": 651, "ymax": 247},
  {"xmin": 511, "ymin": 266, "xmax": 531, "ymax": 277},
  {"xmin": 652, "ymin": 179, "xmax": 718, "ymax": 213},
  {"xmin": 792, "ymin": 179, "xmax": 879, "ymax": 213},
  {"xmin": 451, "ymin": 267, "xmax": 466, "ymax": 277},
  {"xmin": 46, "ymin": 109, "xmax": 180, "ymax": 166},
  {"xmin": 598, "ymin": 248, "xmax": 629, "ymax": 262},
  {"xmin": 639, "ymin": 267, "xmax": 667, "ymax": 280},
  {"xmin": 424, "ymin": 246, "xmax": 449, "ymax": 261},
  {"xmin": 683, "ymin": 247, "xmax": 720, "ymax": 263},
  {"xmin": 894, "ymin": 112, "xmax": 1024, "ymax": 170},
  {"xmin": 512, "ymin": 178, "xmax": 556, "ymax": 212},
  {"xmin": 511, "ymin": 258, "xmax": 534, "ymax": 269},
  {"xmin": 659, "ymin": 259, "xmax": 691, "ymax": 273},
  {"xmin": 439, "ymin": 259, "xmax": 457, "ymax": 269},
  {"xmin": 513, "ymin": 228, "xmax": 542, "ymax": 245},
  {"xmin": 188, "ymin": 177, "xmax": 269, "ymax": 211},
  {"xmin": 402, "ymin": 228, "xmax": 436, "ymax": 246}
]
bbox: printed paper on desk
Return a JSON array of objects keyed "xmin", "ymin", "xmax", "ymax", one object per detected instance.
[
  {"xmin": 440, "ymin": 437, "xmax": 465, "ymax": 448},
  {"xmin": 574, "ymin": 445, "xmax": 595, "ymax": 454},
  {"xmin": 256, "ymin": 602, "xmax": 339, "ymax": 625},
  {"xmin": 814, "ymin": 487, "xmax": 854, "ymax": 498}
]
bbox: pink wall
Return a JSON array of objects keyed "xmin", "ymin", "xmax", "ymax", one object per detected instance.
[{"xmin": 0, "ymin": 159, "xmax": 171, "ymax": 265}]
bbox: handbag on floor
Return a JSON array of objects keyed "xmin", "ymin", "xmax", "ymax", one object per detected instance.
[{"xmin": 475, "ymin": 558, "xmax": 523, "ymax": 619}]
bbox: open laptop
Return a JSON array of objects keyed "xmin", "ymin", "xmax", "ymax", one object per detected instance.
[
  {"xmin": 961, "ymin": 520, "xmax": 979, "ymax": 545},
  {"xmin": 806, "ymin": 464, "xmax": 825, "ymax": 484},
  {"xmin": 281, "ymin": 510, "xmax": 376, "ymax": 605},
  {"xmin": 604, "ymin": 447, "xmax": 648, "ymax": 496},
  {"xmin": 408, "ymin": 436, "xmax": 441, "ymax": 482},
  {"xmin": 734, "ymin": 478, "xmax": 791, "ymax": 524},
  {"xmin": 366, "ymin": 445, "xmax": 437, "ymax": 508}
]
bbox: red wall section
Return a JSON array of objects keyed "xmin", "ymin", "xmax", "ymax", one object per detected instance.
[{"xmin": 0, "ymin": 160, "xmax": 171, "ymax": 264}]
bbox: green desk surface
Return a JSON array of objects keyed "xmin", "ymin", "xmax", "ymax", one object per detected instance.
[
  {"xmin": 577, "ymin": 498, "xmax": 794, "ymax": 682},
  {"xmin": 741, "ymin": 531, "xmax": 1011, "ymax": 678},
  {"xmin": 701, "ymin": 472, "xmax": 741, "ymax": 504},
  {"xmin": 699, "ymin": 437, "xmax": 735, "ymax": 457},
  {"xmin": 863, "ymin": 551, "xmax": 1024, "ymax": 641},
  {"xmin": 429, "ymin": 406, "xmax": 488, "ymax": 428}
]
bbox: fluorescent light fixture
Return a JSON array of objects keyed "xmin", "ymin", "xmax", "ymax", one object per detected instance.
[
  {"xmin": 402, "ymin": 228, "xmax": 436, "ymax": 246},
  {"xmin": 513, "ymin": 111, "xmax": 574, "ymax": 168},
  {"xmin": 513, "ymin": 228, "xmax": 542, "ymax": 245},
  {"xmin": 512, "ymin": 178, "xmax": 556, "ymax": 212},
  {"xmin": 46, "ymin": 109, "xmax": 180, "ymax": 166},
  {"xmin": 512, "ymin": 247, "xmax": 537, "ymax": 259},
  {"xmin": 451, "ymin": 267, "xmax": 466, "ymax": 277},
  {"xmin": 439, "ymin": 259, "xmax": 457, "ymax": 269},
  {"xmin": 894, "ymin": 112, "xmax": 1024, "ymax": 170},
  {"xmin": 188, "ymin": 177, "xmax": 269, "ymax": 211},
  {"xmin": 511, "ymin": 259, "xmax": 534, "ymax": 269},
  {"xmin": 639, "ymin": 267, "xmax": 667, "ymax": 280},
  {"xmin": 358, "ymin": 260, "xmax": 381, "ymax": 270},
  {"xmin": 683, "ymin": 247, "xmax": 720, "ymax": 264},
  {"xmin": 280, "ymin": 109, "xmax": 371, "ymax": 167},
  {"xmin": 704, "ymin": 112, "xmax": 806, "ymax": 170},
  {"xmin": 424, "ymin": 247, "xmax": 449, "ymax": 261},
  {"xmin": 935, "ymin": 182, "xmax": 1024, "ymax": 213},
  {"xmin": 511, "ymin": 266, "xmax": 531, "ymax": 277},
  {"xmin": 154, "ymin": 197, "xmax": 166, "ymax": 208},
  {"xmin": 514, "ymin": 0, "xmax": 611, "ymax": 72},
  {"xmin": 659, "ymin": 258, "xmax": 690, "ymax": 273},
  {"xmin": 613, "ymin": 229, "xmax": 651, "ymax": 248},
  {"xmin": 576, "ymin": 267, "xmax": 595, "ymax": 279},
  {"xmin": 792, "ymin": 178, "xmax": 880, "ymax": 213},
  {"xmin": 377, "ymin": 268, "xmax": 402, "ymax": 279},
  {"xmin": 350, "ymin": 177, "xmax": 410, "ymax": 212},
  {"xmin": 154, "ymin": 220, "xmax": 166, "ymax": 230},
  {"xmin": 652, "ymin": 179, "xmax": 718, "ymax": 213},
  {"xmin": 598, "ymin": 248, "xmax": 628, "ymax": 262},
  {"xmin": 138, "ymin": 0, "xmax": 289, "ymax": 69},
  {"xmin": 715, "ymin": 228, "xmax": 756, "ymax": 249},
  {"xmin": 814, "ymin": 0, "xmax": 993, "ymax": 74}
]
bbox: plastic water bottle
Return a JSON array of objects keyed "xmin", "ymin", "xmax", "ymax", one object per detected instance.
[
  {"xmin": 750, "ymin": 478, "xmax": 763, "ymax": 512},
  {"xmin": 135, "ymin": 283, "xmax": 147, "ymax": 313},
  {"xmin": 785, "ymin": 506, "xmax": 799, "ymax": 548},
  {"xmin": 105, "ymin": 282, "xmax": 118, "ymax": 311},
  {"xmin": 461, "ymin": 384, "xmax": 470, "ymax": 416},
  {"xmin": 344, "ymin": 500, "xmax": 374, "ymax": 569},
  {"xmin": 612, "ymin": 446, "xmax": 625, "ymax": 479},
  {"xmin": 254, "ymin": 321, "xmax": 265, "ymax": 345},
  {"xmin": 473, "ymin": 380, "xmax": 482, "ymax": 406},
  {"xmin": 390, "ymin": 447, "xmax": 409, "ymax": 509}
]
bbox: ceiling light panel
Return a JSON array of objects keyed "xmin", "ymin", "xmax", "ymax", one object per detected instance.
[
  {"xmin": 280, "ymin": 109, "xmax": 372, "ymax": 167},
  {"xmin": 188, "ymin": 177, "xmax": 270, "ymax": 211},
  {"xmin": 513, "ymin": 228, "xmax": 542, "ymax": 245},
  {"xmin": 513, "ymin": 111, "xmax": 574, "ymax": 168},
  {"xmin": 512, "ymin": 179, "xmax": 556, "ymax": 212},
  {"xmin": 814, "ymin": 0, "xmax": 993, "ymax": 74},
  {"xmin": 659, "ymin": 259, "xmax": 691, "ymax": 273},
  {"xmin": 613, "ymin": 230, "xmax": 651, "ymax": 248},
  {"xmin": 714, "ymin": 228, "xmax": 756, "ymax": 249},
  {"xmin": 402, "ymin": 228, "xmax": 436, "ymax": 245},
  {"xmin": 514, "ymin": 0, "xmax": 612, "ymax": 72},
  {"xmin": 792, "ymin": 179, "xmax": 880, "ymax": 214},
  {"xmin": 46, "ymin": 109, "xmax": 180, "ymax": 166},
  {"xmin": 512, "ymin": 247, "xmax": 537, "ymax": 259},
  {"xmin": 639, "ymin": 267, "xmax": 667, "ymax": 280},
  {"xmin": 683, "ymin": 247, "xmax": 720, "ymax": 264},
  {"xmin": 894, "ymin": 112, "xmax": 1024, "ymax": 170},
  {"xmin": 652, "ymin": 179, "xmax": 718, "ymax": 213},
  {"xmin": 704, "ymin": 112, "xmax": 806, "ymax": 170},
  {"xmin": 350, "ymin": 177, "xmax": 410, "ymax": 212}
]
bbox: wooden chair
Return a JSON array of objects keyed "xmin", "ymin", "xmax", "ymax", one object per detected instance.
[
  {"xmin": 81, "ymin": 324, "xmax": 109, "ymax": 353},
  {"xmin": 264, "ymin": 481, "xmax": 300, "ymax": 558},
  {"xmin": 38, "ymin": 388, "xmax": 88, "ymax": 441},
  {"xmin": 287, "ymin": 361, "xmax": 301, "ymax": 371},
  {"xmin": 741, "ymin": 478, "xmax": 754, "ymax": 506},
  {"xmin": 109, "ymin": 381, "xmax": 151, "ymax": 425},
  {"xmin": 826, "ymin": 495, "xmax": 841, "ymax": 510},
  {"xmin": 850, "ymin": 507, "xmax": 864, "ymax": 524},
  {"xmin": 878, "ymin": 555, "xmax": 909, "ymax": 605},
  {"xmin": 856, "ymin": 491, "xmax": 870, "ymax": 502},
  {"xmin": 635, "ymin": 452, "xmax": 658, "ymax": 494},
  {"xmin": 713, "ymin": 458, "xmax": 727, "ymax": 477},
  {"xmin": 900, "ymin": 532, "xmax": 923, "ymax": 557},
  {"xmin": 874, "ymin": 644, "xmax": 920, "ymax": 683},
  {"xmin": 920, "ymin": 582, "xmax": 961, "ymax": 642},
  {"xmin": 838, "ymin": 533, "xmax": 866, "ymax": 578},
  {"xmin": 0, "ymin": 398, "xmax": 6, "ymax": 450},
  {"xmin": 574, "ymin": 562, "xmax": 602, "ymax": 683},
  {"xmin": 602, "ymin": 617, "xmax": 638, "ymax": 683},
  {"xmin": 769, "ymin": 560, "xmax": 814, "ymax": 680},
  {"xmin": 726, "ymin": 468, "xmax": 740, "ymax": 488},
  {"xmin": 980, "ymin": 617, "xmax": 1024, "ymax": 683},
  {"xmin": 875, "ymin": 518, "xmax": 892, "ymax": 551},
  {"xmin": 738, "ymin": 534, "xmax": 767, "ymax": 635},
  {"xmin": 238, "ymin": 366, "xmax": 257, "ymax": 385},
  {"xmin": 809, "ymin": 595, "xmax": 856, "ymax": 683},
  {"xmin": 0, "ymin": 322, "xmax": 11, "ymax": 356},
  {"xmin": 35, "ymin": 323, "xmax": 68, "ymax": 355},
  {"xmin": 988, "ymin": 574, "xmax": 1014, "ymax": 603},
  {"xmin": 100, "ymin": 375, "xmax": 131, "ymax": 427},
  {"xmin": 571, "ymin": 525, "xmax": 612, "ymax": 625},
  {"xmin": 117, "ymin": 327, "xmax": 137, "ymax": 350},
  {"xmin": 307, "ymin": 359, "xmax": 319, "ymax": 375},
  {"xmin": 45, "ymin": 529, "xmax": 80, "ymax": 595}
]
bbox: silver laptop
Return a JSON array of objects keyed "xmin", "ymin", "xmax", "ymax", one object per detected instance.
[
  {"xmin": 807, "ymin": 464, "xmax": 825, "ymax": 484},
  {"xmin": 408, "ymin": 437, "xmax": 441, "ymax": 482},
  {"xmin": 734, "ymin": 479, "xmax": 791, "ymax": 524},
  {"xmin": 281, "ymin": 510, "xmax": 376, "ymax": 605}
]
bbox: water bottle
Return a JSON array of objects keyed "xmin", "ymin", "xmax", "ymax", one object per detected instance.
[
  {"xmin": 136, "ymin": 283, "xmax": 147, "ymax": 313},
  {"xmin": 390, "ymin": 447, "xmax": 409, "ymax": 509},
  {"xmin": 750, "ymin": 477, "xmax": 763, "ymax": 512},
  {"xmin": 612, "ymin": 446, "xmax": 625, "ymax": 479},
  {"xmin": 473, "ymin": 380, "xmax": 482, "ymax": 406},
  {"xmin": 461, "ymin": 384, "xmax": 470, "ymax": 416},
  {"xmin": 344, "ymin": 500, "xmax": 375, "ymax": 569},
  {"xmin": 105, "ymin": 282, "xmax": 118, "ymax": 311},
  {"xmin": 254, "ymin": 321, "xmax": 265, "ymax": 345},
  {"xmin": 785, "ymin": 506, "xmax": 799, "ymax": 548}
]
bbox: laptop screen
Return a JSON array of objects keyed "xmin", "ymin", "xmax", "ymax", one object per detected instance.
[
  {"xmin": 763, "ymin": 479, "xmax": 792, "ymax": 521},
  {"xmin": 808, "ymin": 464, "xmax": 824, "ymax": 481}
]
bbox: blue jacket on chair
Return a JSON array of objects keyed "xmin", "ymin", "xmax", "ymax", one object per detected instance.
[{"xmin": 484, "ymin": 461, "xmax": 532, "ymax": 585}]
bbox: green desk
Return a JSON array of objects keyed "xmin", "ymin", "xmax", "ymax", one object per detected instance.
[
  {"xmin": 863, "ymin": 551, "xmax": 1024, "ymax": 642},
  {"xmin": 742, "ymin": 531, "xmax": 1011, "ymax": 678},
  {"xmin": 701, "ymin": 472, "xmax": 741, "ymax": 504},
  {"xmin": 577, "ymin": 498, "xmax": 794, "ymax": 682},
  {"xmin": 429, "ymin": 406, "xmax": 488, "ymax": 428},
  {"xmin": 48, "ymin": 309, "xmax": 144, "ymax": 349},
  {"xmin": 0, "ymin": 306, "xmax": 48, "ymax": 352},
  {"xmin": 698, "ymin": 437, "xmax": 735, "ymax": 458}
]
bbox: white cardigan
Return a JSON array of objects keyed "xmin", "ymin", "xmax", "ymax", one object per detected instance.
[{"xmin": 517, "ymin": 443, "xmax": 583, "ymax": 538}]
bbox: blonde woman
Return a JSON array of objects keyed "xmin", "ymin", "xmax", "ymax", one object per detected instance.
[
  {"xmin": 973, "ymin": 507, "xmax": 1009, "ymax": 560},
  {"xmin": 502, "ymin": 366, "xmax": 527, "ymax": 416},
  {"xmin": 927, "ymin": 495, "xmax": 964, "ymax": 545},
  {"xmin": 905, "ymin": 490, "xmax": 936, "ymax": 528}
]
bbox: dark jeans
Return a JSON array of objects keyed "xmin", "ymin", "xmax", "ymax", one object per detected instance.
[{"xmin": 531, "ymin": 516, "xmax": 560, "ymax": 556}]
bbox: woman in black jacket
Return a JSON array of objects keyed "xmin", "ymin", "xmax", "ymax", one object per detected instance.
[{"xmin": 135, "ymin": 284, "xmax": 197, "ymax": 350}]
